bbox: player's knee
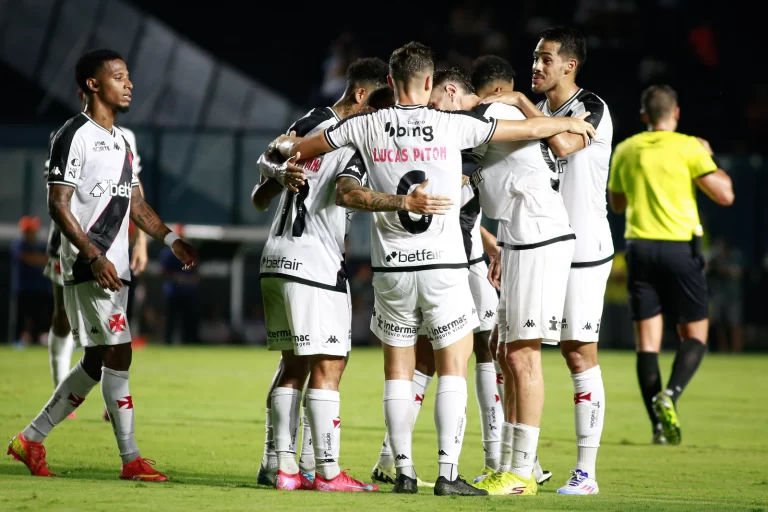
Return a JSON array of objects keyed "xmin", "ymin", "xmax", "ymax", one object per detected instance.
[
  {"xmin": 309, "ymin": 355, "xmax": 345, "ymax": 390},
  {"xmin": 504, "ymin": 344, "xmax": 537, "ymax": 378},
  {"xmin": 278, "ymin": 355, "xmax": 309, "ymax": 388},
  {"xmin": 102, "ymin": 343, "xmax": 133, "ymax": 372},
  {"xmin": 473, "ymin": 331, "xmax": 493, "ymax": 363},
  {"xmin": 51, "ymin": 311, "xmax": 70, "ymax": 337},
  {"xmin": 81, "ymin": 349, "xmax": 104, "ymax": 381},
  {"xmin": 560, "ymin": 342, "xmax": 598, "ymax": 374}
]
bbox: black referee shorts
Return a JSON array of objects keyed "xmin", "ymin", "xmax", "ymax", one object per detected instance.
[{"xmin": 625, "ymin": 239, "xmax": 709, "ymax": 324}]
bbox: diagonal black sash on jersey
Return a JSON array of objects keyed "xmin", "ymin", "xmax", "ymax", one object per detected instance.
[{"xmin": 71, "ymin": 146, "xmax": 134, "ymax": 284}]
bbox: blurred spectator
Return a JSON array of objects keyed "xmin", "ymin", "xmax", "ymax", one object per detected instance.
[
  {"xmin": 312, "ymin": 33, "xmax": 361, "ymax": 106},
  {"xmin": 11, "ymin": 216, "xmax": 52, "ymax": 344},
  {"xmin": 243, "ymin": 303, "xmax": 266, "ymax": 345},
  {"xmin": 199, "ymin": 307, "xmax": 232, "ymax": 344},
  {"xmin": 707, "ymin": 238, "xmax": 744, "ymax": 352},
  {"xmin": 160, "ymin": 224, "xmax": 200, "ymax": 344}
]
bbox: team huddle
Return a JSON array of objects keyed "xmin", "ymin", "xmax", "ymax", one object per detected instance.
[
  {"xmin": 255, "ymin": 27, "xmax": 612, "ymax": 496},
  {"xmin": 8, "ymin": 25, "xmax": 613, "ymax": 497}
]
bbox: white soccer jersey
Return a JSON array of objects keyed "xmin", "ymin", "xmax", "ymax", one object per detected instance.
[
  {"xmin": 45, "ymin": 124, "xmax": 142, "ymax": 259},
  {"xmin": 325, "ymin": 104, "xmax": 497, "ymax": 270},
  {"xmin": 47, "ymin": 113, "xmax": 140, "ymax": 284},
  {"xmin": 260, "ymin": 107, "xmax": 366, "ymax": 291},
  {"xmin": 468, "ymin": 102, "xmax": 573, "ymax": 248},
  {"xmin": 460, "ymin": 155, "xmax": 485, "ymax": 263},
  {"xmin": 538, "ymin": 89, "xmax": 614, "ymax": 265}
]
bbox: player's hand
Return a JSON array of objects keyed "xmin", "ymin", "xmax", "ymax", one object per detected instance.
[
  {"xmin": 569, "ymin": 113, "xmax": 597, "ymax": 146},
  {"xmin": 461, "ymin": 174, "xmax": 470, "ymax": 187},
  {"xmin": 478, "ymin": 91, "xmax": 522, "ymax": 106},
  {"xmin": 268, "ymin": 133, "xmax": 300, "ymax": 159},
  {"xmin": 280, "ymin": 152, "xmax": 306, "ymax": 193},
  {"xmin": 696, "ymin": 137, "xmax": 714, "ymax": 156},
  {"xmin": 172, "ymin": 240, "xmax": 199, "ymax": 271},
  {"xmin": 91, "ymin": 256, "xmax": 122, "ymax": 292},
  {"xmin": 487, "ymin": 252, "xmax": 502, "ymax": 291},
  {"xmin": 404, "ymin": 179, "xmax": 453, "ymax": 215},
  {"xmin": 130, "ymin": 239, "xmax": 148, "ymax": 275}
]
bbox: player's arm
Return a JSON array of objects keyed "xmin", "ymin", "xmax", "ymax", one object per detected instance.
[
  {"xmin": 130, "ymin": 179, "xmax": 149, "ymax": 275},
  {"xmin": 336, "ymin": 177, "xmax": 453, "ymax": 214},
  {"xmin": 130, "ymin": 186, "xmax": 199, "ymax": 270},
  {"xmin": 271, "ymin": 113, "xmax": 366, "ymax": 161},
  {"xmin": 491, "ymin": 115, "xmax": 595, "ymax": 146},
  {"xmin": 607, "ymin": 142, "xmax": 627, "ymax": 213},
  {"xmin": 690, "ymin": 138, "xmax": 734, "ymax": 206},
  {"xmin": 251, "ymin": 176, "xmax": 284, "ymax": 211},
  {"xmin": 480, "ymin": 225, "xmax": 499, "ymax": 260}
]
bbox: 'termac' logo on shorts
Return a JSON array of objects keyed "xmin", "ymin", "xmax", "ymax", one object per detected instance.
[
  {"xmin": 427, "ymin": 314, "xmax": 468, "ymax": 341},
  {"xmin": 267, "ymin": 329, "xmax": 309, "ymax": 344},
  {"xmin": 261, "ymin": 256, "xmax": 303, "ymax": 271},
  {"xmin": 375, "ymin": 315, "xmax": 417, "ymax": 339},
  {"xmin": 385, "ymin": 249, "xmax": 444, "ymax": 263}
]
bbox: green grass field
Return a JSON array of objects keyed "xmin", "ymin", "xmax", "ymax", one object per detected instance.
[{"xmin": 1, "ymin": 345, "xmax": 767, "ymax": 511}]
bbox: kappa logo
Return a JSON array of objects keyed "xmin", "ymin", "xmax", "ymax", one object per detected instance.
[
  {"xmin": 523, "ymin": 319, "xmax": 536, "ymax": 328},
  {"xmin": 50, "ymin": 166, "xmax": 62, "ymax": 176},
  {"xmin": 438, "ymin": 449, "xmax": 449, "ymax": 456},
  {"xmin": 91, "ymin": 326, "xmax": 100, "ymax": 334},
  {"xmin": 484, "ymin": 310, "xmax": 494, "ymax": 319},
  {"xmin": 326, "ymin": 335, "xmax": 339, "ymax": 344},
  {"xmin": 72, "ymin": 328, "xmax": 80, "ymax": 337},
  {"xmin": 90, "ymin": 180, "xmax": 131, "ymax": 198},
  {"xmin": 549, "ymin": 316, "xmax": 559, "ymax": 331},
  {"xmin": 583, "ymin": 322, "xmax": 592, "ymax": 331},
  {"xmin": 395, "ymin": 454, "xmax": 409, "ymax": 461}
]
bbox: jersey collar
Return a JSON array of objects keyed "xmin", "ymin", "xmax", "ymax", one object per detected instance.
[
  {"xmin": 80, "ymin": 112, "xmax": 116, "ymax": 137},
  {"xmin": 545, "ymin": 88, "xmax": 583, "ymax": 116}
]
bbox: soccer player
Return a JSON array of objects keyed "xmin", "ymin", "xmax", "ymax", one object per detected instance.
[
  {"xmin": 480, "ymin": 27, "xmax": 614, "ymax": 494},
  {"xmin": 268, "ymin": 41, "xmax": 595, "ymax": 496},
  {"xmin": 255, "ymin": 60, "xmax": 445, "ymax": 492},
  {"xmin": 608, "ymin": 85, "xmax": 733, "ymax": 445},
  {"xmin": 7, "ymin": 49, "xmax": 198, "ymax": 481},
  {"xmin": 43, "ymin": 90, "xmax": 147, "ymax": 422},
  {"xmin": 428, "ymin": 63, "xmax": 576, "ymax": 496}
]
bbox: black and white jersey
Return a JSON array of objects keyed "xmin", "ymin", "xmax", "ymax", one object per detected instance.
[
  {"xmin": 459, "ymin": 153, "xmax": 485, "ymax": 264},
  {"xmin": 45, "ymin": 124, "xmax": 142, "ymax": 258},
  {"xmin": 538, "ymin": 89, "xmax": 614, "ymax": 265},
  {"xmin": 47, "ymin": 113, "xmax": 140, "ymax": 284},
  {"xmin": 468, "ymin": 102, "xmax": 572, "ymax": 248},
  {"xmin": 325, "ymin": 104, "xmax": 497, "ymax": 271},
  {"xmin": 260, "ymin": 107, "xmax": 367, "ymax": 292}
]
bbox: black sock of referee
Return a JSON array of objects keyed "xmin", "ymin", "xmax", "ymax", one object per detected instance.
[
  {"xmin": 636, "ymin": 352, "xmax": 662, "ymax": 431},
  {"xmin": 665, "ymin": 338, "xmax": 707, "ymax": 404}
]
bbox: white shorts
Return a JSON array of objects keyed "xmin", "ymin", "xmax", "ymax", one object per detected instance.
[
  {"xmin": 64, "ymin": 281, "xmax": 132, "ymax": 347},
  {"xmin": 371, "ymin": 268, "xmax": 479, "ymax": 350},
  {"xmin": 469, "ymin": 260, "xmax": 498, "ymax": 333},
  {"xmin": 561, "ymin": 260, "xmax": 612, "ymax": 342},
  {"xmin": 497, "ymin": 239, "xmax": 574, "ymax": 344},
  {"xmin": 261, "ymin": 277, "xmax": 351, "ymax": 357},
  {"xmin": 43, "ymin": 256, "xmax": 64, "ymax": 287}
]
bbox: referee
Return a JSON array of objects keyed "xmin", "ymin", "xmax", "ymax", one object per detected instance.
[{"xmin": 607, "ymin": 85, "xmax": 734, "ymax": 445}]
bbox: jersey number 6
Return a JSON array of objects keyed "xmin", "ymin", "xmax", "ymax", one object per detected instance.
[{"xmin": 396, "ymin": 170, "xmax": 432, "ymax": 235}]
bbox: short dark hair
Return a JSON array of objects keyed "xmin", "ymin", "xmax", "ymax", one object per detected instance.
[
  {"xmin": 389, "ymin": 41, "xmax": 434, "ymax": 83},
  {"xmin": 641, "ymin": 85, "xmax": 678, "ymax": 124},
  {"xmin": 433, "ymin": 67, "xmax": 475, "ymax": 94},
  {"xmin": 539, "ymin": 26, "xmax": 587, "ymax": 71},
  {"xmin": 365, "ymin": 87, "xmax": 395, "ymax": 110},
  {"xmin": 75, "ymin": 49, "xmax": 124, "ymax": 94},
  {"xmin": 346, "ymin": 57, "xmax": 388, "ymax": 90},
  {"xmin": 470, "ymin": 55, "xmax": 516, "ymax": 91}
]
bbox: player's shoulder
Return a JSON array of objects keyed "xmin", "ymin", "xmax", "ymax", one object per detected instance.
[
  {"xmin": 575, "ymin": 89, "xmax": 610, "ymax": 122},
  {"xmin": 288, "ymin": 107, "xmax": 339, "ymax": 137},
  {"xmin": 429, "ymin": 105, "xmax": 488, "ymax": 122},
  {"xmin": 472, "ymin": 102, "xmax": 524, "ymax": 120},
  {"xmin": 52, "ymin": 113, "xmax": 90, "ymax": 145}
]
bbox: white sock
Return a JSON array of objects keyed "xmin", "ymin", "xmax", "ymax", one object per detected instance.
[
  {"xmin": 23, "ymin": 360, "xmax": 98, "ymax": 443},
  {"xmin": 271, "ymin": 387, "xmax": 301, "ymax": 474},
  {"xmin": 378, "ymin": 370, "xmax": 433, "ymax": 468},
  {"xmin": 498, "ymin": 421, "xmax": 515, "ymax": 473},
  {"xmin": 475, "ymin": 363, "xmax": 502, "ymax": 470},
  {"xmin": 260, "ymin": 408, "xmax": 278, "ymax": 471},
  {"xmin": 383, "ymin": 380, "xmax": 415, "ymax": 478},
  {"xmin": 511, "ymin": 423, "xmax": 540, "ymax": 479},
  {"xmin": 435, "ymin": 375, "xmax": 467, "ymax": 481},
  {"xmin": 493, "ymin": 359, "xmax": 505, "ymax": 406},
  {"xmin": 102, "ymin": 367, "xmax": 140, "ymax": 464},
  {"xmin": 306, "ymin": 388, "xmax": 341, "ymax": 480},
  {"xmin": 299, "ymin": 408, "xmax": 315, "ymax": 474},
  {"xmin": 573, "ymin": 365, "xmax": 604, "ymax": 479},
  {"xmin": 48, "ymin": 328, "xmax": 74, "ymax": 388}
]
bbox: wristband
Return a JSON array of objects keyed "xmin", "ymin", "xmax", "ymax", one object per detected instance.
[
  {"xmin": 164, "ymin": 231, "xmax": 181, "ymax": 247},
  {"xmin": 88, "ymin": 253, "xmax": 104, "ymax": 266}
]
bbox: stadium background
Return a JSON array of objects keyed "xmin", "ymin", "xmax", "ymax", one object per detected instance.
[{"xmin": 0, "ymin": 0, "xmax": 765, "ymax": 351}]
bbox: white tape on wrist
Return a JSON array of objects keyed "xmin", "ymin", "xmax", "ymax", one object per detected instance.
[{"xmin": 164, "ymin": 231, "xmax": 181, "ymax": 247}]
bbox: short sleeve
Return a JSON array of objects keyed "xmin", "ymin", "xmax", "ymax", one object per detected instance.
[
  {"xmin": 449, "ymin": 110, "xmax": 497, "ymax": 150},
  {"xmin": 607, "ymin": 142, "xmax": 625, "ymax": 193},
  {"xmin": 325, "ymin": 113, "xmax": 369, "ymax": 150},
  {"xmin": 48, "ymin": 131, "xmax": 85, "ymax": 188},
  {"xmin": 686, "ymin": 137, "xmax": 718, "ymax": 179},
  {"xmin": 336, "ymin": 149, "xmax": 367, "ymax": 184}
]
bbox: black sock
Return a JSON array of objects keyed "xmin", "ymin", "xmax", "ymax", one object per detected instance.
[
  {"xmin": 636, "ymin": 352, "xmax": 662, "ymax": 431},
  {"xmin": 666, "ymin": 338, "xmax": 707, "ymax": 403}
]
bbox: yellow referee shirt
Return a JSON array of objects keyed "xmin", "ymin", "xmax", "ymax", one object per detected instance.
[{"xmin": 608, "ymin": 130, "xmax": 717, "ymax": 241}]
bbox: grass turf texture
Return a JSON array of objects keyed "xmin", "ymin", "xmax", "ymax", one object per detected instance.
[{"xmin": 1, "ymin": 345, "xmax": 767, "ymax": 511}]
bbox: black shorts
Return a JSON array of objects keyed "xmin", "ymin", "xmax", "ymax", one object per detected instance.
[{"xmin": 625, "ymin": 239, "xmax": 709, "ymax": 324}]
